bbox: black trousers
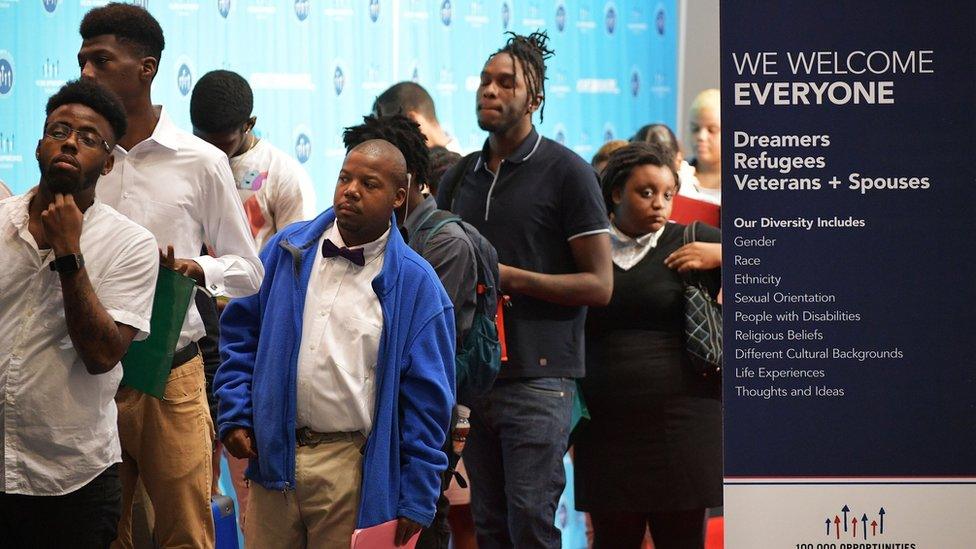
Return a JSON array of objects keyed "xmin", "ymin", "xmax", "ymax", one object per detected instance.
[
  {"xmin": 0, "ymin": 463, "xmax": 122, "ymax": 549},
  {"xmin": 590, "ymin": 508, "xmax": 707, "ymax": 549}
]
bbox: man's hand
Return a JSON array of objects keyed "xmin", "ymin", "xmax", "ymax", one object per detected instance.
[
  {"xmin": 394, "ymin": 517, "xmax": 422, "ymax": 547},
  {"xmin": 222, "ymin": 427, "xmax": 258, "ymax": 460},
  {"xmin": 159, "ymin": 244, "xmax": 206, "ymax": 285},
  {"xmin": 40, "ymin": 193, "xmax": 84, "ymax": 256},
  {"xmin": 664, "ymin": 242, "xmax": 722, "ymax": 273}
]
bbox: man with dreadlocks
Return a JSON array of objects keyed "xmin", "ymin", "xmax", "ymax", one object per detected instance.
[{"xmin": 437, "ymin": 31, "xmax": 613, "ymax": 548}]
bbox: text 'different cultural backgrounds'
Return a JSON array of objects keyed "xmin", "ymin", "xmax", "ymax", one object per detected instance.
[{"xmin": 721, "ymin": 2, "xmax": 976, "ymax": 548}]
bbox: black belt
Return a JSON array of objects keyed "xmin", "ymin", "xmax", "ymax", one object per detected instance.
[
  {"xmin": 295, "ymin": 427, "xmax": 362, "ymax": 448},
  {"xmin": 172, "ymin": 342, "xmax": 200, "ymax": 369}
]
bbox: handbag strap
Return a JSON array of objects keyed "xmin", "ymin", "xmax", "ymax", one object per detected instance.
[
  {"xmin": 680, "ymin": 221, "xmax": 707, "ymax": 291},
  {"xmin": 682, "ymin": 220, "xmax": 699, "ymax": 246}
]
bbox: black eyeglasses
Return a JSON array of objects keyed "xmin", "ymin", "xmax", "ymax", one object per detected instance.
[{"xmin": 44, "ymin": 122, "xmax": 111, "ymax": 153}]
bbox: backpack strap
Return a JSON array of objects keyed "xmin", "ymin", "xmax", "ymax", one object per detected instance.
[
  {"xmin": 408, "ymin": 209, "xmax": 463, "ymax": 252},
  {"xmin": 441, "ymin": 152, "xmax": 480, "ymax": 212}
]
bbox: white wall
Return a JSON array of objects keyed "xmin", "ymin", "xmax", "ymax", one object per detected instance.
[{"xmin": 678, "ymin": 0, "xmax": 720, "ymax": 151}]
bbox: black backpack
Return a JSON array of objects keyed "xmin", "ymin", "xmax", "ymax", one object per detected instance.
[{"xmin": 408, "ymin": 208, "xmax": 502, "ymax": 406}]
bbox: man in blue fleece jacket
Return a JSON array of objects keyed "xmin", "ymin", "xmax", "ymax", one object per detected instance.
[{"xmin": 215, "ymin": 139, "xmax": 456, "ymax": 548}]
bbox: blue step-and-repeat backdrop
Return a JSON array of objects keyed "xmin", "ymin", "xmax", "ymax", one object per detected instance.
[
  {"xmin": 1, "ymin": 1, "xmax": 678, "ymax": 546},
  {"xmin": 0, "ymin": 0, "xmax": 678, "ymax": 213}
]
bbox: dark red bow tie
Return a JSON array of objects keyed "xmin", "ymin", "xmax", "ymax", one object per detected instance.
[{"xmin": 322, "ymin": 238, "xmax": 365, "ymax": 266}]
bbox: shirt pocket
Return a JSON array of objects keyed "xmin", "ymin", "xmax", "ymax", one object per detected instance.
[
  {"xmin": 135, "ymin": 198, "xmax": 194, "ymax": 249},
  {"xmin": 331, "ymin": 315, "xmax": 382, "ymax": 379}
]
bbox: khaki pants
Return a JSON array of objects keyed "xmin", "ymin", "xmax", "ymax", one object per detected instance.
[
  {"xmin": 245, "ymin": 433, "xmax": 365, "ymax": 549},
  {"xmin": 114, "ymin": 356, "xmax": 216, "ymax": 549}
]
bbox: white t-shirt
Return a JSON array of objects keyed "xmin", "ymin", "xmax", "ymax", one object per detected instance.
[
  {"xmin": 230, "ymin": 139, "xmax": 317, "ymax": 251},
  {"xmin": 679, "ymin": 160, "xmax": 722, "ymax": 204},
  {"xmin": 0, "ymin": 190, "xmax": 158, "ymax": 495}
]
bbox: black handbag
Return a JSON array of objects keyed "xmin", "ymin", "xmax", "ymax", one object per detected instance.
[{"xmin": 681, "ymin": 222, "xmax": 722, "ymax": 376}]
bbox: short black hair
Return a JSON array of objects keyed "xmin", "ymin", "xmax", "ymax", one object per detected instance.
[
  {"xmin": 46, "ymin": 79, "xmax": 127, "ymax": 142},
  {"xmin": 631, "ymin": 123, "xmax": 680, "ymax": 158},
  {"xmin": 190, "ymin": 70, "xmax": 254, "ymax": 133},
  {"xmin": 343, "ymin": 114, "xmax": 431, "ymax": 188},
  {"xmin": 601, "ymin": 142, "xmax": 679, "ymax": 214},
  {"xmin": 428, "ymin": 146, "xmax": 462, "ymax": 196},
  {"xmin": 79, "ymin": 2, "xmax": 165, "ymax": 60},
  {"xmin": 373, "ymin": 82, "xmax": 437, "ymax": 121},
  {"xmin": 491, "ymin": 31, "xmax": 554, "ymax": 122}
]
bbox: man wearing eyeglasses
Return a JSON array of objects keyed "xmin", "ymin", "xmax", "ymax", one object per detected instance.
[
  {"xmin": 76, "ymin": 4, "xmax": 262, "ymax": 547},
  {"xmin": 0, "ymin": 79, "xmax": 159, "ymax": 548}
]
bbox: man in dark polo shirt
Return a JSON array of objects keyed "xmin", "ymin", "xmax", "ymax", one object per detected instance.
[{"xmin": 437, "ymin": 31, "xmax": 612, "ymax": 549}]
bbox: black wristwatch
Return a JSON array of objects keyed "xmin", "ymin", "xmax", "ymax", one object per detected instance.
[{"xmin": 50, "ymin": 253, "xmax": 85, "ymax": 274}]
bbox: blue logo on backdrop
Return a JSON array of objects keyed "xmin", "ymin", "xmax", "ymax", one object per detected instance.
[
  {"xmin": 333, "ymin": 65, "xmax": 345, "ymax": 96},
  {"xmin": 440, "ymin": 0, "xmax": 452, "ymax": 26},
  {"xmin": 555, "ymin": 129, "xmax": 566, "ymax": 145},
  {"xmin": 603, "ymin": 3, "xmax": 617, "ymax": 34},
  {"xmin": 42, "ymin": 58, "xmax": 61, "ymax": 79},
  {"xmin": 501, "ymin": 2, "xmax": 510, "ymax": 30},
  {"xmin": 218, "ymin": 0, "xmax": 231, "ymax": 18},
  {"xmin": 177, "ymin": 63, "xmax": 193, "ymax": 96},
  {"xmin": 411, "ymin": 65, "xmax": 420, "ymax": 82},
  {"xmin": 0, "ymin": 54, "xmax": 13, "ymax": 97},
  {"xmin": 603, "ymin": 123, "xmax": 616, "ymax": 142},
  {"xmin": 295, "ymin": 133, "xmax": 311, "ymax": 164},
  {"xmin": 42, "ymin": 0, "xmax": 58, "ymax": 14},
  {"xmin": 656, "ymin": 5, "xmax": 666, "ymax": 35},
  {"xmin": 369, "ymin": 0, "xmax": 380, "ymax": 22},
  {"xmin": 555, "ymin": 3, "xmax": 566, "ymax": 32},
  {"xmin": 605, "ymin": 3, "xmax": 617, "ymax": 35},
  {"xmin": 631, "ymin": 69, "xmax": 640, "ymax": 97},
  {"xmin": 295, "ymin": 0, "xmax": 309, "ymax": 21}
]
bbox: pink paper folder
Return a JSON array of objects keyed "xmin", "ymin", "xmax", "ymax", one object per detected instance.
[{"xmin": 351, "ymin": 519, "xmax": 419, "ymax": 549}]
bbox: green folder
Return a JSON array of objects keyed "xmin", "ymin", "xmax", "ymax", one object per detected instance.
[{"xmin": 121, "ymin": 266, "xmax": 196, "ymax": 399}]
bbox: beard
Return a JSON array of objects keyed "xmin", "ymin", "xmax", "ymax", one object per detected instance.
[
  {"xmin": 477, "ymin": 118, "xmax": 501, "ymax": 133},
  {"xmin": 38, "ymin": 156, "xmax": 101, "ymax": 195}
]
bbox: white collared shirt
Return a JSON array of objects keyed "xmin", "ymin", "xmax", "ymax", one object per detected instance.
[
  {"xmin": 610, "ymin": 221, "xmax": 666, "ymax": 270},
  {"xmin": 96, "ymin": 107, "xmax": 263, "ymax": 348},
  {"xmin": 295, "ymin": 222, "xmax": 388, "ymax": 435},
  {"xmin": 0, "ymin": 190, "xmax": 158, "ymax": 495}
]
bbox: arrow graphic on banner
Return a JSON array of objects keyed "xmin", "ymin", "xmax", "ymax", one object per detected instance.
[
  {"xmin": 852, "ymin": 517, "xmax": 858, "ymax": 538},
  {"xmin": 834, "ymin": 516, "xmax": 841, "ymax": 540},
  {"xmin": 879, "ymin": 507, "xmax": 886, "ymax": 534},
  {"xmin": 842, "ymin": 505, "xmax": 850, "ymax": 531},
  {"xmin": 871, "ymin": 520, "xmax": 878, "ymax": 536},
  {"xmin": 861, "ymin": 514, "xmax": 868, "ymax": 540},
  {"xmin": 825, "ymin": 518, "xmax": 831, "ymax": 535}
]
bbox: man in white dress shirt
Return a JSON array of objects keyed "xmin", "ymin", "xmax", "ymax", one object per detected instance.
[
  {"xmin": 77, "ymin": 4, "xmax": 262, "ymax": 547},
  {"xmin": 0, "ymin": 80, "xmax": 158, "ymax": 548}
]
